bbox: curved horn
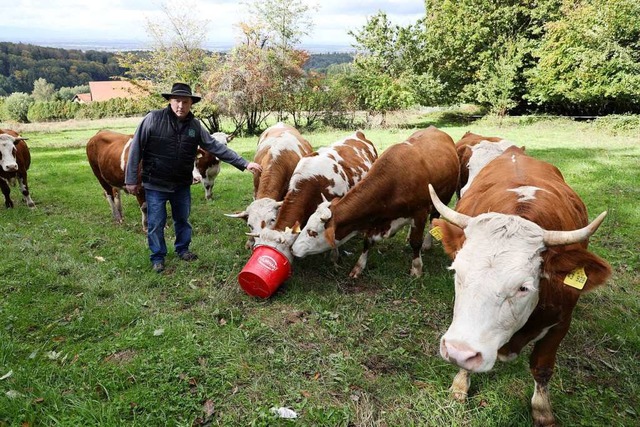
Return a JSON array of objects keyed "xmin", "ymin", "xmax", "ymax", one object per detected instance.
[
  {"xmin": 245, "ymin": 232, "xmax": 260, "ymax": 237},
  {"xmin": 542, "ymin": 211, "xmax": 607, "ymax": 247},
  {"xmin": 321, "ymin": 193, "xmax": 329, "ymax": 203},
  {"xmin": 275, "ymin": 200, "xmax": 284, "ymax": 207},
  {"xmin": 224, "ymin": 211, "xmax": 248, "ymax": 219},
  {"xmin": 428, "ymin": 184, "xmax": 471, "ymax": 229}
]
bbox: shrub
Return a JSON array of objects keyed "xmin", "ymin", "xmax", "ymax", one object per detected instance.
[
  {"xmin": 27, "ymin": 100, "xmax": 81, "ymax": 122},
  {"xmin": 4, "ymin": 92, "xmax": 34, "ymax": 123}
]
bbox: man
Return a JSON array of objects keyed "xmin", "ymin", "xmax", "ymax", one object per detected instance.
[{"xmin": 125, "ymin": 82, "xmax": 262, "ymax": 273}]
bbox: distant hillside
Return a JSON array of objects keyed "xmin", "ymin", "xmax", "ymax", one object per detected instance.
[
  {"xmin": 0, "ymin": 42, "xmax": 354, "ymax": 96},
  {"xmin": 0, "ymin": 42, "xmax": 125, "ymax": 96}
]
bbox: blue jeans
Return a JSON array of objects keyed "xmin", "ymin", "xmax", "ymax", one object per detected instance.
[{"xmin": 145, "ymin": 186, "xmax": 192, "ymax": 263}]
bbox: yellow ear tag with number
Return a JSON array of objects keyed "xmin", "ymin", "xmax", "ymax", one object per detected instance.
[
  {"xmin": 564, "ymin": 267, "xmax": 588, "ymax": 290},
  {"xmin": 429, "ymin": 226, "xmax": 444, "ymax": 241}
]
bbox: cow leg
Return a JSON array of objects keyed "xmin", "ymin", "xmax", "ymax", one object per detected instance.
[
  {"xmin": 350, "ymin": 237, "xmax": 373, "ymax": 278},
  {"xmin": 450, "ymin": 368, "xmax": 471, "ymax": 401},
  {"xmin": 408, "ymin": 212, "xmax": 428, "ymax": 277},
  {"xmin": 136, "ymin": 192, "xmax": 148, "ymax": 232},
  {"xmin": 203, "ymin": 178, "xmax": 213, "ymax": 200},
  {"xmin": 18, "ymin": 173, "xmax": 35, "ymax": 208},
  {"xmin": 528, "ymin": 321, "xmax": 571, "ymax": 427},
  {"xmin": 0, "ymin": 178, "xmax": 13, "ymax": 208},
  {"xmin": 104, "ymin": 187, "xmax": 123, "ymax": 223}
]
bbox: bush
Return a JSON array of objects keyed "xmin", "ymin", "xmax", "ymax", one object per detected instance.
[
  {"xmin": 4, "ymin": 92, "xmax": 34, "ymax": 123},
  {"xmin": 74, "ymin": 96, "xmax": 163, "ymax": 120},
  {"xmin": 27, "ymin": 100, "xmax": 81, "ymax": 122}
]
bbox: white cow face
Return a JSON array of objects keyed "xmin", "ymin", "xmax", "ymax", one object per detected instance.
[
  {"xmin": 254, "ymin": 227, "xmax": 299, "ymax": 262},
  {"xmin": 0, "ymin": 134, "xmax": 19, "ymax": 172},
  {"xmin": 440, "ymin": 213, "xmax": 544, "ymax": 373},
  {"xmin": 246, "ymin": 198, "xmax": 283, "ymax": 235},
  {"xmin": 291, "ymin": 200, "xmax": 334, "ymax": 258}
]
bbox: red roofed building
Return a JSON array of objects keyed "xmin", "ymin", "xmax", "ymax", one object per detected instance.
[{"xmin": 73, "ymin": 81, "xmax": 150, "ymax": 103}]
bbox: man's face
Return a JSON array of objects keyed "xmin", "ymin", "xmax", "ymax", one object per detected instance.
[{"xmin": 169, "ymin": 96, "xmax": 194, "ymax": 120}]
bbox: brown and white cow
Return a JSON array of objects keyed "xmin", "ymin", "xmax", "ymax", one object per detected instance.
[
  {"xmin": 460, "ymin": 139, "xmax": 519, "ymax": 197},
  {"xmin": 291, "ymin": 126, "xmax": 459, "ymax": 278},
  {"xmin": 0, "ymin": 129, "xmax": 35, "ymax": 208},
  {"xmin": 87, "ymin": 130, "xmax": 228, "ymax": 230},
  {"xmin": 193, "ymin": 132, "xmax": 234, "ymax": 201},
  {"xmin": 455, "ymin": 131, "xmax": 505, "ymax": 197},
  {"xmin": 253, "ymin": 131, "xmax": 378, "ymax": 260},
  {"xmin": 225, "ymin": 122, "xmax": 313, "ymax": 248},
  {"xmin": 428, "ymin": 146, "xmax": 611, "ymax": 426},
  {"xmin": 86, "ymin": 130, "xmax": 146, "ymax": 229}
]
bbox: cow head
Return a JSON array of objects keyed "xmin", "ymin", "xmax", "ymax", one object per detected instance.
[
  {"xmin": 428, "ymin": 184, "xmax": 608, "ymax": 373},
  {"xmin": 291, "ymin": 199, "xmax": 335, "ymax": 257},
  {"xmin": 253, "ymin": 225, "xmax": 300, "ymax": 262},
  {"xmin": 226, "ymin": 198, "xmax": 285, "ymax": 248},
  {"xmin": 0, "ymin": 134, "xmax": 25, "ymax": 172}
]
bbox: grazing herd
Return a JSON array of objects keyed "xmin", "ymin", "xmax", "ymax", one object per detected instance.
[{"xmin": 5, "ymin": 122, "xmax": 611, "ymax": 426}]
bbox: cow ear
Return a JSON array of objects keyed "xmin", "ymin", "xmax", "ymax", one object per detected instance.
[
  {"xmin": 432, "ymin": 218, "xmax": 465, "ymax": 259},
  {"xmin": 543, "ymin": 248, "xmax": 612, "ymax": 293},
  {"xmin": 324, "ymin": 221, "xmax": 337, "ymax": 248}
]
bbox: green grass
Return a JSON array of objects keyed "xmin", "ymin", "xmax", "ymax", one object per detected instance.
[{"xmin": 0, "ymin": 114, "xmax": 638, "ymax": 426}]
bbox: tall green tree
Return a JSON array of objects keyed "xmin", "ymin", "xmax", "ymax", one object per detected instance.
[
  {"xmin": 526, "ymin": 0, "xmax": 640, "ymax": 114},
  {"xmin": 348, "ymin": 12, "xmax": 426, "ymax": 125},
  {"xmin": 31, "ymin": 78, "xmax": 56, "ymax": 102}
]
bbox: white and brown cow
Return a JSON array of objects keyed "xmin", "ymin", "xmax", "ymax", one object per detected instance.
[
  {"xmin": 225, "ymin": 122, "xmax": 313, "ymax": 248},
  {"xmin": 291, "ymin": 126, "xmax": 459, "ymax": 278},
  {"xmin": 429, "ymin": 146, "xmax": 611, "ymax": 426},
  {"xmin": 87, "ymin": 130, "xmax": 228, "ymax": 230},
  {"xmin": 253, "ymin": 131, "xmax": 378, "ymax": 260},
  {"xmin": 0, "ymin": 129, "xmax": 35, "ymax": 208},
  {"xmin": 455, "ymin": 131, "xmax": 505, "ymax": 197}
]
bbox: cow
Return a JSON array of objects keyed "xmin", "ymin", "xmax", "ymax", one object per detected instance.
[
  {"xmin": 193, "ymin": 134, "xmax": 233, "ymax": 201},
  {"xmin": 291, "ymin": 126, "xmax": 459, "ymax": 278},
  {"xmin": 87, "ymin": 130, "xmax": 229, "ymax": 230},
  {"xmin": 0, "ymin": 129, "xmax": 35, "ymax": 208},
  {"xmin": 225, "ymin": 122, "xmax": 313, "ymax": 248},
  {"xmin": 455, "ymin": 131, "xmax": 505, "ymax": 197},
  {"xmin": 428, "ymin": 146, "xmax": 611, "ymax": 426},
  {"xmin": 459, "ymin": 139, "xmax": 519, "ymax": 197},
  {"xmin": 252, "ymin": 131, "xmax": 378, "ymax": 261}
]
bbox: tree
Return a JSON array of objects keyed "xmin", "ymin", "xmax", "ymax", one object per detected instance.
[
  {"xmin": 116, "ymin": 1, "xmax": 213, "ymax": 93},
  {"xmin": 242, "ymin": 0, "xmax": 318, "ymax": 121},
  {"xmin": 4, "ymin": 92, "xmax": 34, "ymax": 123},
  {"xmin": 526, "ymin": 0, "xmax": 640, "ymax": 114},
  {"xmin": 422, "ymin": 0, "xmax": 562, "ymax": 110},
  {"xmin": 32, "ymin": 78, "xmax": 56, "ymax": 102},
  {"xmin": 348, "ymin": 12, "xmax": 425, "ymax": 125}
]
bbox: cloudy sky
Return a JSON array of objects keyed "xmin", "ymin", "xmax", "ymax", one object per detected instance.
[{"xmin": 0, "ymin": 0, "xmax": 425, "ymax": 51}]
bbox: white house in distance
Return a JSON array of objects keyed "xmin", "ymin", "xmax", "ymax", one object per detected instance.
[{"xmin": 73, "ymin": 81, "xmax": 150, "ymax": 103}]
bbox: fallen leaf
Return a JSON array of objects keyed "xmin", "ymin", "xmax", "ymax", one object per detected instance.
[
  {"xmin": 0, "ymin": 370, "xmax": 12, "ymax": 380},
  {"xmin": 202, "ymin": 399, "xmax": 215, "ymax": 417},
  {"xmin": 94, "ymin": 256, "xmax": 105, "ymax": 262},
  {"xmin": 153, "ymin": 329, "xmax": 164, "ymax": 336}
]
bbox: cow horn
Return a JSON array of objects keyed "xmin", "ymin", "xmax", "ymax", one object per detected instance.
[
  {"xmin": 428, "ymin": 184, "xmax": 471, "ymax": 229},
  {"xmin": 224, "ymin": 211, "xmax": 249, "ymax": 219},
  {"xmin": 542, "ymin": 211, "xmax": 607, "ymax": 247},
  {"xmin": 245, "ymin": 232, "xmax": 260, "ymax": 237},
  {"xmin": 321, "ymin": 193, "xmax": 329, "ymax": 203}
]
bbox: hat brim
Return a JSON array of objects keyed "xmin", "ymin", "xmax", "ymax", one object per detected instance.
[{"xmin": 162, "ymin": 93, "xmax": 201, "ymax": 103}]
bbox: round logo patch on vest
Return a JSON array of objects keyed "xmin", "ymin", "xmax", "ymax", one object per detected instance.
[{"xmin": 189, "ymin": 128, "xmax": 196, "ymax": 137}]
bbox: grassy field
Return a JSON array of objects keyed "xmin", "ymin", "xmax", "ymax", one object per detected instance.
[{"xmin": 0, "ymin": 114, "xmax": 638, "ymax": 426}]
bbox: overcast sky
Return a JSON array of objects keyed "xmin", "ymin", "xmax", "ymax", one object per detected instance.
[{"xmin": 0, "ymin": 0, "xmax": 425, "ymax": 51}]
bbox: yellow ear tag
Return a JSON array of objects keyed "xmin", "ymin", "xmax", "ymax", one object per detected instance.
[
  {"xmin": 564, "ymin": 267, "xmax": 588, "ymax": 290},
  {"xmin": 429, "ymin": 226, "xmax": 444, "ymax": 241}
]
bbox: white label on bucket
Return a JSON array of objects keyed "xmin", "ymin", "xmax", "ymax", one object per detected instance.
[{"xmin": 258, "ymin": 255, "xmax": 278, "ymax": 272}]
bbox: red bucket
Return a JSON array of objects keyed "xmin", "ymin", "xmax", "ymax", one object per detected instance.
[{"xmin": 238, "ymin": 246, "xmax": 292, "ymax": 298}]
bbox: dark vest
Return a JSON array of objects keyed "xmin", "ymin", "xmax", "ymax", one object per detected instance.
[{"xmin": 141, "ymin": 106, "xmax": 200, "ymax": 188}]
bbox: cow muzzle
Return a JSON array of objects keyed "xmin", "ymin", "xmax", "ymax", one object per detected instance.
[
  {"xmin": 2, "ymin": 163, "xmax": 18, "ymax": 172},
  {"xmin": 440, "ymin": 338, "xmax": 485, "ymax": 372}
]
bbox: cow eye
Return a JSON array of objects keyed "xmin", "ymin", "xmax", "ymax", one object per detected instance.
[
  {"xmin": 308, "ymin": 230, "xmax": 318, "ymax": 237},
  {"xmin": 518, "ymin": 286, "xmax": 529, "ymax": 293}
]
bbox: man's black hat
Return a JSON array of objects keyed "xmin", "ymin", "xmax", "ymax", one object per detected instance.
[{"xmin": 161, "ymin": 82, "xmax": 201, "ymax": 103}]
